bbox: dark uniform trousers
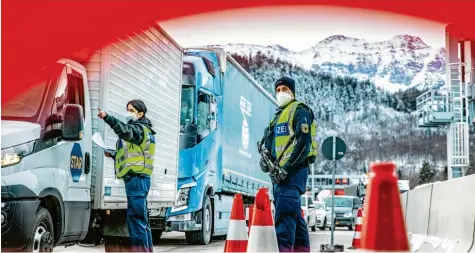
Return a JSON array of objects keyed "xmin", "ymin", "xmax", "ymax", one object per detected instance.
[
  {"xmin": 273, "ymin": 166, "xmax": 310, "ymax": 252},
  {"xmin": 124, "ymin": 173, "xmax": 153, "ymax": 252}
]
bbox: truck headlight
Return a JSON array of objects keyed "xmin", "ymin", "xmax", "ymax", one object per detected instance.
[
  {"xmin": 344, "ymin": 212, "xmax": 352, "ymax": 218},
  {"xmin": 167, "ymin": 213, "xmax": 191, "ymax": 222},
  {"xmin": 175, "ymin": 187, "xmax": 191, "ymax": 208},
  {"xmin": 1, "ymin": 141, "xmax": 35, "ymax": 167}
]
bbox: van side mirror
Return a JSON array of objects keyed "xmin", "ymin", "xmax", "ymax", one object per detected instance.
[{"xmin": 62, "ymin": 104, "xmax": 84, "ymax": 141}]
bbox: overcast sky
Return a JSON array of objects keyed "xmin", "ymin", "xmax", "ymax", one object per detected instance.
[{"xmin": 161, "ymin": 6, "xmax": 447, "ymax": 52}]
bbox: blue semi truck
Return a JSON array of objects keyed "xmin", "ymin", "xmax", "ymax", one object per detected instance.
[{"xmin": 166, "ymin": 47, "xmax": 279, "ymax": 245}]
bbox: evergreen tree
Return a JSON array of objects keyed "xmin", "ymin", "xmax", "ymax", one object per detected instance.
[{"xmin": 418, "ymin": 162, "xmax": 434, "ymax": 185}]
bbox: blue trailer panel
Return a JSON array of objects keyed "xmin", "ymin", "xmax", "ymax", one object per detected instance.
[{"xmin": 221, "ymin": 58, "xmax": 277, "ymax": 196}]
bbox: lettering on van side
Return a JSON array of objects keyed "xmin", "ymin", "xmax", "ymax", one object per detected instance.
[{"xmin": 70, "ymin": 143, "xmax": 84, "ymax": 183}]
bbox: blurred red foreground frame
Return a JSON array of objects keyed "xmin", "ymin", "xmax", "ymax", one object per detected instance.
[{"xmin": 2, "ymin": 0, "xmax": 475, "ymax": 104}]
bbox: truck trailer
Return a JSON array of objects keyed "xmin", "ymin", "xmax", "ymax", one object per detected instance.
[
  {"xmin": 1, "ymin": 24, "xmax": 182, "ymax": 251},
  {"xmin": 166, "ymin": 47, "xmax": 278, "ymax": 245}
]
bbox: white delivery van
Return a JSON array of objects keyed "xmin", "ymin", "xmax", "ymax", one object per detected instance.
[{"xmin": 1, "ymin": 24, "xmax": 182, "ymax": 251}]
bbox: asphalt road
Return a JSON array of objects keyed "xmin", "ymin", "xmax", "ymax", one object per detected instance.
[{"xmin": 54, "ymin": 228, "xmax": 355, "ymax": 252}]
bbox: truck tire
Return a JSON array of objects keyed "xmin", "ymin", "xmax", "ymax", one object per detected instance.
[
  {"xmin": 26, "ymin": 207, "xmax": 54, "ymax": 252},
  {"xmin": 185, "ymin": 195, "xmax": 212, "ymax": 245}
]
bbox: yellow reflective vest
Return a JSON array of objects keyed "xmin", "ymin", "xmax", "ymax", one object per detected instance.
[
  {"xmin": 270, "ymin": 100, "xmax": 318, "ymax": 167},
  {"xmin": 114, "ymin": 125, "xmax": 155, "ymax": 178}
]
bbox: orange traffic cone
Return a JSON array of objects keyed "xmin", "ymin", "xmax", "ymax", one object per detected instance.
[
  {"xmin": 224, "ymin": 194, "xmax": 248, "ymax": 253},
  {"xmin": 348, "ymin": 208, "xmax": 364, "ymax": 249},
  {"xmin": 247, "ymin": 188, "xmax": 278, "ymax": 253},
  {"xmin": 360, "ymin": 162, "xmax": 410, "ymax": 251}
]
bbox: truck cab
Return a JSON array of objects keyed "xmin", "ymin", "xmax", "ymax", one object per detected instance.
[
  {"xmin": 167, "ymin": 48, "xmax": 277, "ymax": 245},
  {"xmin": 1, "ymin": 60, "xmax": 93, "ymax": 251},
  {"xmin": 167, "ymin": 50, "xmax": 223, "ymax": 245}
]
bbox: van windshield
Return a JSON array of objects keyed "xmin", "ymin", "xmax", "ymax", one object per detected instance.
[
  {"xmin": 2, "ymin": 63, "xmax": 63, "ymax": 122},
  {"xmin": 315, "ymin": 203, "xmax": 325, "ymax": 210},
  {"xmin": 325, "ymin": 197, "xmax": 352, "ymax": 208},
  {"xmin": 2, "ymin": 81, "xmax": 47, "ymax": 119}
]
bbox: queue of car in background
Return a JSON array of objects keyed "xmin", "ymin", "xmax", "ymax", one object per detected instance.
[{"xmin": 323, "ymin": 195, "xmax": 362, "ymax": 231}]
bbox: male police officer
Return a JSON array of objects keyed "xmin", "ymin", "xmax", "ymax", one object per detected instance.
[{"xmin": 258, "ymin": 77, "xmax": 318, "ymax": 252}]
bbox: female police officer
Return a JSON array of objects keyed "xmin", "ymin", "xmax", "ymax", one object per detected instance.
[{"xmin": 98, "ymin": 99, "xmax": 156, "ymax": 252}]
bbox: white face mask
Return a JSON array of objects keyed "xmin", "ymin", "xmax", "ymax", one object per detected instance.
[
  {"xmin": 276, "ymin": 92, "xmax": 292, "ymax": 106},
  {"xmin": 126, "ymin": 111, "xmax": 139, "ymax": 122}
]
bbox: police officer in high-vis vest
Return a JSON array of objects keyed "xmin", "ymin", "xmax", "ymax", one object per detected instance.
[
  {"xmin": 98, "ymin": 99, "xmax": 156, "ymax": 252},
  {"xmin": 258, "ymin": 77, "xmax": 318, "ymax": 252}
]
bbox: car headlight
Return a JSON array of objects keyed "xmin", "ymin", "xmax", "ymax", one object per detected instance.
[
  {"xmin": 343, "ymin": 212, "xmax": 352, "ymax": 218},
  {"xmin": 175, "ymin": 187, "xmax": 191, "ymax": 208},
  {"xmin": 1, "ymin": 141, "xmax": 36, "ymax": 167}
]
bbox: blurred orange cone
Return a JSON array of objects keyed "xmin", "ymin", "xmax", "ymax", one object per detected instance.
[
  {"xmin": 348, "ymin": 208, "xmax": 363, "ymax": 249},
  {"xmin": 247, "ymin": 188, "xmax": 278, "ymax": 252},
  {"xmin": 360, "ymin": 162, "xmax": 410, "ymax": 251},
  {"xmin": 224, "ymin": 194, "xmax": 248, "ymax": 253}
]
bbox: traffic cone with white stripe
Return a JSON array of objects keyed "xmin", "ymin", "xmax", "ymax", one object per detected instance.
[
  {"xmin": 349, "ymin": 208, "xmax": 364, "ymax": 249},
  {"xmin": 224, "ymin": 194, "xmax": 248, "ymax": 253},
  {"xmin": 247, "ymin": 188, "xmax": 278, "ymax": 253}
]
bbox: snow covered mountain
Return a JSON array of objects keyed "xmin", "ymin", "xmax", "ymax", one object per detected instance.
[{"xmin": 212, "ymin": 35, "xmax": 446, "ymax": 93}]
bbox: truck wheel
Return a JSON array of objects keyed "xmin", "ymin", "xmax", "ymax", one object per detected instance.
[
  {"xmin": 185, "ymin": 195, "xmax": 212, "ymax": 245},
  {"xmin": 27, "ymin": 207, "xmax": 54, "ymax": 252},
  {"xmin": 152, "ymin": 229, "xmax": 163, "ymax": 245}
]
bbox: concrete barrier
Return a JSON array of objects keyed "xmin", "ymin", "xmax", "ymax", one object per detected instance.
[
  {"xmin": 404, "ymin": 175, "xmax": 475, "ymax": 252},
  {"xmin": 405, "ymin": 184, "xmax": 433, "ymax": 251},
  {"xmin": 400, "ymin": 191, "xmax": 408, "ymax": 221}
]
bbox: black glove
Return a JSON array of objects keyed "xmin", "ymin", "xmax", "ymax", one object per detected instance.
[
  {"xmin": 260, "ymin": 157, "xmax": 270, "ymax": 173},
  {"xmin": 269, "ymin": 166, "xmax": 288, "ymax": 184}
]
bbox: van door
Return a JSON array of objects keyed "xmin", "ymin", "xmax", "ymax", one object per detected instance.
[{"xmin": 42, "ymin": 63, "xmax": 92, "ymax": 241}]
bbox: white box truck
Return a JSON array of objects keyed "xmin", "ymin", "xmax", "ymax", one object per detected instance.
[{"xmin": 1, "ymin": 24, "xmax": 182, "ymax": 251}]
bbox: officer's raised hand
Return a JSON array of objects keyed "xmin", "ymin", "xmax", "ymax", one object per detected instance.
[{"xmin": 98, "ymin": 108, "xmax": 107, "ymax": 119}]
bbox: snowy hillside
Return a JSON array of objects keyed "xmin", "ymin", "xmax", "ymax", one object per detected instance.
[
  {"xmin": 230, "ymin": 52, "xmax": 449, "ymax": 180},
  {"xmin": 212, "ymin": 35, "xmax": 445, "ymax": 93}
]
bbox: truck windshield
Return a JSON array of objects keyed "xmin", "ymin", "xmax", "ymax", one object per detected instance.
[
  {"xmin": 1, "ymin": 80, "xmax": 48, "ymax": 121},
  {"xmin": 325, "ymin": 197, "xmax": 352, "ymax": 208},
  {"xmin": 180, "ymin": 86, "xmax": 194, "ymax": 127},
  {"xmin": 183, "ymin": 73, "xmax": 195, "ymax": 86}
]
